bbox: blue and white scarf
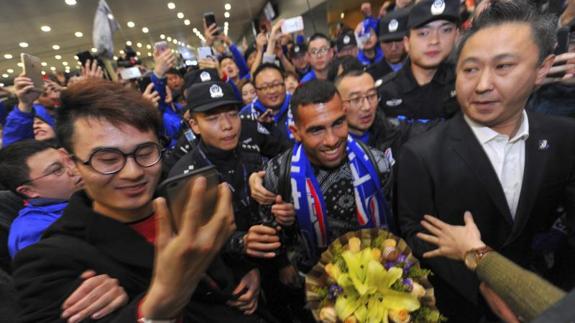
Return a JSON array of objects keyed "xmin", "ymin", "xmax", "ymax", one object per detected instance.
[
  {"xmin": 249, "ymin": 94, "xmax": 294, "ymax": 140},
  {"xmin": 290, "ymin": 136, "xmax": 390, "ymax": 251}
]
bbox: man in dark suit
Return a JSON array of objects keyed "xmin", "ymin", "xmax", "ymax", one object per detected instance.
[{"xmin": 397, "ymin": 1, "xmax": 575, "ymax": 322}]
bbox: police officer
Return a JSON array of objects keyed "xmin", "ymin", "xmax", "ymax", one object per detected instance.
[
  {"xmin": 170, "ymin": 80, "xmax": 297, "ymax": 323},
  {"xmin": 378, "ymin": 0, "xmax": 460, "ymax": 121},
  {"xmin": 335, "ymin": 29, "xmax": 359, "ymax": 58},
  {"xmin": 367, "ymin": 8, "xmax": 410, "ymax": 83},
  {"xmin": 288, "ymin": 43, "xmax": 310, "ymax": 79},
  {"xmin": 164, "ymin": 68, "xmax": 289, "ymax": 170}
]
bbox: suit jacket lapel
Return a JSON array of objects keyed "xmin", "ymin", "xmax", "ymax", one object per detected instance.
[
  {"xmin": 506, "ymin": 114, "xmax": 549, "ymax": 245},
  {"xmin": 447, "ymin": 114, "xmax": 514, "ymax": 224}
]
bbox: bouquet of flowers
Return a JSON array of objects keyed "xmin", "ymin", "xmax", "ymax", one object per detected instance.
[{"xmin": 305, "ymin": 229, "xmax": 445, "ymax": 323}]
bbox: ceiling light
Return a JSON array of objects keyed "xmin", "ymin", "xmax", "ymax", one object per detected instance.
[
  {"xmin": 172, "ymin": 39, "xmax": 178, "ymax": 44},
  {"xmin": 19, "ymin": 42, "xmax": 29, "ymax": 48},
  {"xmin": 160, "ymin": 34, "xmax": 165, "ymax": 39},
  {"xmin": 167, "ymin": 2, "xmax": 176, "ymax": 9},
  {"xmin": 224, "ymin": 12, "xmax": 230, "ymax": 18},
  {"xmin": 167, "ymin": 36, "xmax": 172, "ymax": 41},
  {"xmin": 74, "ymin": 55, "xmax": 79, "ymax": 60},
  {"xmin": 65, "ymin": 0, "xmax": 77, "ymax": 6},
  {"xmin": 113, "ymin": 56, "xmax": 118, "ymax": 60},
  {"xmin": 3, "ymin": 54, "xmax": 13, "ymax": 59},
  {"xmin": 62, "ymin": 62, "xmax": 68, "ymax": 66},
  {"xmin": 177, "ymin": 12, "xmax": 184, "ymax": 19},
  {"xmin": 225, "ymin": 3, "xmax": 231, "ymax": 10},
  {"xmin": 340, "ymin": 12, "xmax": 345, "ymax": 19},
  {"xmin": 126, "ymin": 41, "xmax": 132, "ymax": 46},
  {"xmin": 74, "ymin": 31, "xmax": 83, "ymax": 38},
  {"xmin": 1, "ymin": 74, "xmax": 8, "ymax": 78},
  {"xmin": 136, "ymin": 42, "xmax": 142, "ymax": 48},
  {"xmin": 119, "ymin": 50, "xmax": 125, "ymax": 55},
  {"xmin": 127, "ymin": 21, "xmax": 135, "ymax": 28},
  {"xmin": 147, "ymin": 52, "xmax": 152, "ymax": 57},
  {"xmin": 0, "ymin": 83, "xmax": 4, "ymax": 87},
  {"xmin": 136, "ymin": 51, "xmax": 141, "ymax": 56},
  {"xmin": 50, "ymin": 66, "xmax": 56, "ymax": 71},
  {"xmin": 184, "ymin": 19, "xmax": 190, "ymax": 26},
  {"xmin": 55, "ymin": 55, "xmax": 62, "ymax": 60},
  {"xmin": 91, "ymin": 48, "xmax": 98, "ymax": 53},
  {"xmin": 41, "ymin": 62, "xmax": 47, "ymax": 66},
  {"xmin": 142, "ymin": 27, "xmax": 149, "ymax": 33},
  {"xmin": 41, "ymin": 71, "xmax": 46, "ymax": 76},
  {"xmin": 146, "ymin": 44, "xmax": 151, "ymax": 49},
  {"xmin": 41, "ymin": 25, "xmax": 52, "ymax": 32},
  {"xmin": 107, "ymin": 14, "xmax": 114, "ymax": 20},
  {"xmin": 52, "ymin": 44, "xmax": 61, "ymax": 50},
  {"xmin": 7, "ymin": 68, "xmax": 14, "ymax": 73}
]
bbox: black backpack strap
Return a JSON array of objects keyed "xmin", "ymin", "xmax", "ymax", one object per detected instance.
[{"xmin": 277, "ymin": 150, "xmax": 294, "ymax": 202}]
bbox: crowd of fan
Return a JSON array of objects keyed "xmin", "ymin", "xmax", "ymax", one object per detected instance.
[{"xmin": 0, "ymin": 0, "xmax": 574, "ymax": 322}]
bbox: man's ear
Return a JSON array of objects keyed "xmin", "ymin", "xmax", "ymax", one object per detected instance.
[
  {"xmin": 535, "ymin": 54, "xmax": 555, "ymax": 86},
  {"xmin": 16, "ymin": 184, "xmax": 38, "ymax": 200},
  {"xmin": 403, "ymin": 35, "xmax": 410, "ymax": 54},
  {"xmin": 188, "ymin": 117, "xmax": 201, "ymax": 135},
  {"xmin": 289, "ymin": 123, "xmax": 302, "ymax": 142}
]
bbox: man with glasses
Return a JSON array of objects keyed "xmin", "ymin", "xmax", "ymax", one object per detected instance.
[
  {"xmin": 379, "ymin": 0, "xmax": 460, "ymax": 121},
  {"xmin": 12, "ymin": 79, "xmax": 239, "ymax": 322},
  {"xmin": 240, "ymin": 63, "xmax": 294, "ymax": 144},
  {"xmin": 300, "ymin": 33, "xmax": 335, "ymax": 83},
  {"xmin": 335, "ymin": 69, "xmax": 405, "ymax": 158},
  {"xmin": 0, "ymin": 140, "xmax": 81, "ymax": 257}
]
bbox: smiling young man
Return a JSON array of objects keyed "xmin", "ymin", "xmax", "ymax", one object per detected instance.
[
  {"xmin": 379, "ymin": 0, "xmax": 460, "ymax": 121},
  {"xmin": 11, "ymin": 79, "xmax": 238, "ymax": 322},
  {"xmin": 259, "ymin": 80, "xmax": 395, "ymax": 271},
  {"xmin": 397, "ymin": 1, "xmax": 575, "ymax": 321}
]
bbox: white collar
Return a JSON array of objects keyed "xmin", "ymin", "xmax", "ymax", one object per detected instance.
[{"xmin": 464, "ymin": 110, "xmax": 529, "ymax": 144}]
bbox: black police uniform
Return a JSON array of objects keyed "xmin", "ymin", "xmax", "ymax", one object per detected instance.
[{"xmin": 378, "ymin": 59, "xmax": 459, "ymax": 120}]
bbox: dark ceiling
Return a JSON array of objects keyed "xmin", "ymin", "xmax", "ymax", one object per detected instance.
[{"xmin": 0, "ymin": 0, "xmax": 267, "ymax": 84}]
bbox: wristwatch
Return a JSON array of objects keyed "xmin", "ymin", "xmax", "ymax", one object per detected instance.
[{"xmin": 464, "ymin": 246, "xmax": 493, "ymax": 271}]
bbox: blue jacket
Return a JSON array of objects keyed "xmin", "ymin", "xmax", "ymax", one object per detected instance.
[
  {"xmin": 8, "ymin": 199, "xmax": 68, "ymax": 258},
  {"xmin": 228, "ymin": 43, "xmax": 250, "ymax": 81},
  {"xmin": 2, "ymin": 104, "xmax": 55, "ymax": 147},
  {"xmin": 150, "ymin": 73, "xmax": 184, "ymax": 148}
]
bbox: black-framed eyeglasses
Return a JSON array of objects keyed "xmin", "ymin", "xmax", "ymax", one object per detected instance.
[
  {"xmin": 309, "ymin": 47, "xmax": 330, "ymax": 57},
  {"xmin": 21, "ymin": 163, "xmax": 66, "ymax": 185},
  {"xmin": 73, "ymin": 142, "xmax": 164, "ymax": 175},
  {"xmin": 255, "ymin": 82, "xmax": 285, "ymax": 93},
  {"xmin": 343, "ymin": 91, "xmax": 380, "ymax": 108}
]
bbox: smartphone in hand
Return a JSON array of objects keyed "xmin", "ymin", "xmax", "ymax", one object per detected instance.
[
  {"xmin": 21, "ymin": 53, "xmax": 44, "ymax": 92},
  {"xmin": 281, "ymin": 16, "xmax": 304, "ymax": 34},
  {"xmin": 204, "ymin": 12, "xmax": 220, "ymax": 35},
  {"xmin": 158, "ymin": 166, "xmax": 220, "ymax": 231}
]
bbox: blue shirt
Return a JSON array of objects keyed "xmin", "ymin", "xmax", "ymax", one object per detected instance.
[
  {"xmin": 300, "ymin": 70, "xmax": 317, "ymax": 84},
  {"xmin": 8, "ymin": 199, "xmax": 68, "ymax": 258}
]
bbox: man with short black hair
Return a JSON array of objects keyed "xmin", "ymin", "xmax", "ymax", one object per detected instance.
[
  {"xmin": 258, "ymin": 80, "xmax": 395, "ymax": 271},
  {"xmin": 301, "ymin": 33, "xmax": 334, "ymax": 83},
  {"xmin": 398, "ymin": 1, "xmax": 575, "ymax": 321},
  {"xmin": 0, "ymin": 140, "xmax": 81, "ymax": 257},
  {"xmin": 288, "ymin": 43, "xmax": 310, "ymax": 79},
  {"xmin": 379, "ymin": 0, "xmax": 460, "ymax": 121}
]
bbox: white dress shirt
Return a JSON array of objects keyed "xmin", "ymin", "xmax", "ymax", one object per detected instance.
[{"xmin": 464, "ymin": 111, "xmax": 530, "ymax": 219}]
